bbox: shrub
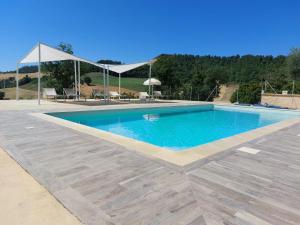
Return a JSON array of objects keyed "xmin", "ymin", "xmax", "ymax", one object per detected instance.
[
  {"xmin": 230, "ymin": 82, "xmax": 261, "ymax": 104},
  {"xmin": 0, "ymin": 91, "xmax": 5, "ymax": 100},
  {"xmin": 84, "ymin": 76, "xmax": 92, "ymax": 86},
  {"xmin": 19, "ymin": 75, "xmax": 32, "ymax": 85}
]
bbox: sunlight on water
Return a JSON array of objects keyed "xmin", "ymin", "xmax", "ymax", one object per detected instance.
[{"xmin": 49, "ymin": 105, "xmax": 299, "ymax": 151}]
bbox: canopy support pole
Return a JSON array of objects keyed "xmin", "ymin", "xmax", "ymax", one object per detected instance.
[
  {"xmin": 37, "ymin": 43, "xmax": 41, "ymax": 105},
  {"xmin": 78, "ymin": 61, "xmax": 81, "ymax": 98},
  {"xmin": 118, "ymin": 73, "xmax": 121, "ymax": 99},
  {"xmin": 74, "ymin": 60, "xmax": 78, "ymax": 100},
  {"xmin": 149, "ymin": 63, "xmax": 152, "ymax": 98},
  {"xmin": 107, "ymin": 65, "xmax": 110, "ymax": 102},
  {"xmin": 103, "ymin": 66, "xmax": 106, "ymax": 101},
  {"xmin": 16, "ymin": 64, "xmax": 19, "ymax": 101}
]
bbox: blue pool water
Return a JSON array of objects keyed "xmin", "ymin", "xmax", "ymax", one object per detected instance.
[{"xmin": 48, "ymin": 105, "xmax": 299, "ymax": 151}]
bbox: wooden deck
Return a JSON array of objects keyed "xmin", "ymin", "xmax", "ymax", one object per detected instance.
[{"xmin": 0, "ymin": 108, "xmax": 299, "ymax": 225}]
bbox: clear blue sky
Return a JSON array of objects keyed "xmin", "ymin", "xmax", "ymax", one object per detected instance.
[{"xmin": 1, "ymin": 0, "xmax": 299, "ymax": 71}]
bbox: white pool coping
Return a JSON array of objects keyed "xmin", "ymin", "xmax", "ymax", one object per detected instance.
[{"xmin": 31, "ymin": 103, "xmax": 300, "ymax": 166}]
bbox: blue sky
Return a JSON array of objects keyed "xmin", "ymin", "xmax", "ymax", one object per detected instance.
[{"xmin": 0, "ymin": 0, "xmax": 299, "ymax": 71}]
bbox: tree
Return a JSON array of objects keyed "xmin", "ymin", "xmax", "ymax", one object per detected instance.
[
  {"xmin": 19, "ymin": 75, "xmax": 32, "ymax": 85},
  {"xmin": 84, "ymin": 76, "xmax": 92, "ymax": 86},
  {"xmin": 97, "ymin": 59, "xmax": 121, "ymax": 65},
  {"xmin": 287, "ymin": 48, "xmax": 300, "ymax": 81},
  {"xmin": 230, "ymin": 82, "xmax": 261, "ymax": 104},
  {"xmin": 42, "ymin": 43, "xmax": 75, "ymax": 94}
]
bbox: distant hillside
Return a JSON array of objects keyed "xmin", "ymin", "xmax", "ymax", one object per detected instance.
[
  {"xmin": 214, "ymin": 84, "xmax": 239, "ymax": 103},
  {"xmin": 0, "ymin": 72, "xmax": 40, "ymax": 80},
  {"xmin": 3, "ymin": 65, "xmax": 38, "ymax": 74},
  {"xmin": 150, "ymin": 54, "xmax": 289, "ymax": 100}
]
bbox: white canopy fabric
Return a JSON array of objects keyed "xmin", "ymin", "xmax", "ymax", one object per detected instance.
[
  {"xmin": 17, "ymin": 43, "xmax": 100, "ymax": 104},
  {"xmin": 17, "ymin": 42, "xmax": 153, "ymax": 103},
  {"xmin": 143, "ymin": 78, "xmax": 161, "ymax": 86},
  {"xmin": 97, "ymin": 62, "xmax": 150, "ymax": 98},
  {"xmin": 107, "ymin": 62, "xmax": 149, "ymax": 74},
  {"xmin": 19, "ymin": 43, "xmax": 99, "ymax": 66}
]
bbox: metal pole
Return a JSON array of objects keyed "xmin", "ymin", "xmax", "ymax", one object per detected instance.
[
  {"xmin": 264, "ymin": 81, "xmax": 267, "ymax": 92},
  {"xmin": 38, "ymin": 43, "xmax": 41, "ymax": 105},
  {"xmin": 237, "ymin": 84, "xmax": 239, "ymax": 103},
  {"xmin": 107, "ymin": 65, "xmax": 110, "ymax": 101},
  {"xmin": 149, "ymin": 63, "xmax": 152, "ymax": 97},
  {"xmin": 78, "ymin": 61, "xmax": 81, "ymax": 98},
  {"xmin": 16, "ymin": 64, "xmax": 19, "ymax": 100},
  {"xmin": 74, "ymin": 60, "xmax": 78, "ymax": 100},
  {"xmin": 291, "ymin": 80, "xmax": 296, "ymax": 108},
  {"xmin": 152, "ymin": 85, "xmax": 154, "ymax": 99},
  {"xmin": 118, "ymin": 73, "xmax": 121, "ymax": 100},
  {"xmin": 103, "ymin": 66, "xmax": 106, "ymax": 101}
]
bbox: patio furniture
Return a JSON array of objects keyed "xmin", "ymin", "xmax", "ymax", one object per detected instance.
[
  {"xmin": 153, "ymin": 91, "xmax": 162, "ymax": 99},
  {"xmin": 42, "ymin": 88, "xmax": 58, "ymax": 100},
  {"xmin": 109, "ymin": 91, "xmax": 120, "ymax": 99},
  {"xmin": 92, "ymin": 89, "xmax": 105, "ymax": 99},
  {"xmin": 63, "ymin": 88, "xmax": 80, "ymax": 100},
  {"xmin": 139, "ymin": 92, "xmax": 150, "ymax": 101}
]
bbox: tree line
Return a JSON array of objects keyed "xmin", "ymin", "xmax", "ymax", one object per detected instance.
[{"xmin": 10, "ymin": 42, "xmax": 300, "ymax": 103}]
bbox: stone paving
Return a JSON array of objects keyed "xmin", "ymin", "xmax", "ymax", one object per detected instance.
[{"xmin": 0, "ymin": 103, "xmax": 299, "ymax": 225}]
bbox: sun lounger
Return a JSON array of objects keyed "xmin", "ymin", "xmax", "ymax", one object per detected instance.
[
  {"xmin": 153, "ymin": 91, "xmax": 162, "ymax": 99},
  {"xmin": 92, "ymin": 89, "xmax": 105, "ymax": 99},
  {"xmin": 139, "ymin": 92, "xmax": 150, "ymax": 101},
  {"xmin": 63, "ymin": 88, "xmax": 79, "ymax": 100},
  {"xmin": 43, "ymin": 88, "xmax": 58, "ymax": 100},
  {"xmin": 109, "ymin": 91, "xmax": 120, "ymax": 99}
]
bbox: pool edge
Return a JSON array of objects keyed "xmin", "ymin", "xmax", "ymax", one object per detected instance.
[{"xmin": 30, "ymin": 107, "xmax": 300, "ymax": 167}]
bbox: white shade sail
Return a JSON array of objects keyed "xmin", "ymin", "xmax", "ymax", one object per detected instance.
[
  {"xmin": 16, "ymin": 42, "xmax": 154, "ymax": 104},
  {"xmin": 143, "ymin": 78, "xmax": 161, "ymax": 86},
  {"xmin": 19, "ymin": 43, "xmax": 150, "ymax": 74},
  {"xmin": 104, "ymin": 62, "xmax": 149, "ymax": 74},
  {"xmin": 19, "ymin": 43, "xmax": 97, "ymax": 65}
]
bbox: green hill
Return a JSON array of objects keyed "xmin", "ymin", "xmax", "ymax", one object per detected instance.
[
  {"xmin": 81, "ymin": 72, "xmax": 147, "ymax": 92},
  {"xmin": 20, "ymin": 78, "xmax": 44, "ymax": 91}
]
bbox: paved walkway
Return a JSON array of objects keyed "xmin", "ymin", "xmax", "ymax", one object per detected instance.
[
  {"xmin": 0, "ymin": 103, "xmax": 299, "ymax": 225},
  {"xmin": 0, "ymin": 148, "xmax": 82, "ymax": 225}
]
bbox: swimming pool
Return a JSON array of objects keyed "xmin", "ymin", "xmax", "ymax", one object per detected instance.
[{"xmin": 48, "ymin": 105, "xmax": 300, "ymax": 151}]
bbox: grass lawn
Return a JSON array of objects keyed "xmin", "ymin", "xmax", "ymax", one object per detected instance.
[
  {"xmin": 0, "ymin": 87, "xmax": 37, "ymax": 99},
  {"xmin": 83, "ymin": 72, "xmax": 147, "ymax": 92},
  {"xmin": 20, "ymin": 78, "xmax": 44, "ymax": 91},
  {"xmin": 20, "ymin": 73, "xmax": 147, "ymax": 92}
]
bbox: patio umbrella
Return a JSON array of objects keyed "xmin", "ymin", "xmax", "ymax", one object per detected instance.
[
  {"xmin": 143, "ymin": 78, "xmax": 161, "ymax": 86},
  {"xmin": 143, "ymin": 78, "xmax": 161, "ymax": 97}
]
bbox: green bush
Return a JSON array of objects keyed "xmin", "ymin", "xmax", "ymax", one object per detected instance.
[
  {"xmin": 19, "ymin": 75, "xmax": 32, "ymax": 85},
  {"xmin": 230, "ymin": 82, "xmax": 261, "ymax": 104},
  {"xmin": 84, "ymin": 76, "xmax": 92, "ymax": 86},
  {"xmin": 0, "ymin": 91, "xmax": 5, "ymax": 100}
]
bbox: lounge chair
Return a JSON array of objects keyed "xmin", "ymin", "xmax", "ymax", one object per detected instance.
[
  {"xmin": 63, "ymin": 88, "xmax": 79, "ymax": 100},
  {"xmin": 43, "ymin": 88, "xmax": 58, "ymax": 100},
  {"xmin": 153, "ymin": 91, "xmax": 162, "ymax": 99},
  {"xmin": 139, "ymin": 92, "xmax": 150, "ymax": 101},
  {"xmin": 92, "ymin": 89, "xmax": 105, "ymax": 99},
  {"xmin": 109, "ymin": 91, "xmax": 120, "ymax": 99}
]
